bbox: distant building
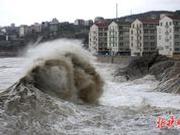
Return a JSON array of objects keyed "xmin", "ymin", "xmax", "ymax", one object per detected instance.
[
  {"xmin": 1, "ymin": 28, "xmax": 7, "ymax": 33},
  {"xmin": 157, "ymin": 16, "xmax": 180, "ymax": 57},
  {"xmin": 19, "ymin": 25, "xmax": 29, "ymax": 37},
  {"xmin": 94, "ymin": 17, "xmax": 104, "ymax": 23},
  {"xmin": 49, "ymin": 18, "xmax": 59, "ymax": 36},
  {"xmin": 107, "ymin": 21, "xmax": 131, "ymax": 55},
  {"xmin": 74, "ymin": 19, "xmax": 85, "ymax": 26},
  {"xmin": 51, "ymin": 18, "xmax": 59, "ymax": 24},
  {"xmin": 130, "ymin": 19, "xmax": 158, "ymax": 56},
  {"xmin": 89, "ymin": 21, "xmax": 109, "ymax": 55},
  {"xmin": 84, "ymin": 20, "xmax": 93, "ymax": 26},
  {"xmin": 31, "ymin": 23, "xmax": 42, "ymax": 33},
  {"xmin": 0, "ymin": 31, "xmax": 6, "ymax": 41}
]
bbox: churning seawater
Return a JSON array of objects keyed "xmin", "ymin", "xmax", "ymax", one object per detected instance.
[{"xmin": 1, "ymin": 40, "xmax": 180, "ymax": 135}]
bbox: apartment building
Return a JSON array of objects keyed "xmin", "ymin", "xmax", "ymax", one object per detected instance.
[
  {"xmin": 89, "ymin": 21, "xmax": 109, "ymax": 55},
  {"xmin": 107, "ymin": 21, "xmax": 131, "ymax": 55},
  {"xmin": 130, "ymin": 19, "xmax": 158, "ymax": 56},
  {"xmin": 157, "ymin": 16, "xmax": 180, "ymax": 57},
  {"xmin": 19, "ymin": 25, "xmax": 29, "ymax": 37}
]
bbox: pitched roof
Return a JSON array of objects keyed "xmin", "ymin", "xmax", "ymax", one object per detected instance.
[
  {"xmin": 95, "ymin": 21, "xmax": 109, "ymax": 28},
  {"xmin": 168, "ymin": 16, "xmax": 180, "ymax": 20},
  {"xmin": 140, "ymin": 19, "xmax": 159, "ymax": 24}
]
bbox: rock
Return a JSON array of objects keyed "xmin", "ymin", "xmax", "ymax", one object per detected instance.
[{"xmin": 115, "ymin": 55, "xmax": 180, "ymax": 94}]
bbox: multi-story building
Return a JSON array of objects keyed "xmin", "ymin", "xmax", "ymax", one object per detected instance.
[
  {"xmin": 84, "ymin": 20, "xmax": 93, "ymax": 26},
  {"xmin": 74, "ymin": 19, "xmax": 85, "ymax": 26},
  {"xmin": 107, "ymin": 21, "xmax": 131, "ymax": 55},
  {"xmin": 157, "ymin": 15, "xmax": 180, "ymax": 57},
  {"xmin": 31, "ymin": 23, "xmax": 42, "ymax": 33},
  {"xmin": 19, "ymin": 25, "xmax": 29, "ymax": 37},
  {"xmin": 49, "ymin": 18, "xmax": 59, "ymax": 36},
  {"xmin": 94, "ymin": 17, "xmax": 104, "ymax": 23},
  {"xmin": 130, "ymin": 19, "xmax": 158, "ymax": 56},
  {"xmin": 89, "ymin": 21, "xmax": 109, "ymax": 55}
]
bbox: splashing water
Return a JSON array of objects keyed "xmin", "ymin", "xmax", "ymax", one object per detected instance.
[{"xmin": 0, "ymin": 39, "xmax": 180, "ymax": 134}]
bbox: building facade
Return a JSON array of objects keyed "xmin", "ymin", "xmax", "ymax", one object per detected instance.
[
  {"xmin": 89, "ymin": 21, "xmax": 108, "ymax": 55},
  {"xmin": 130, "ymin": 19, "xmax": 158, "ymax": 56},
  {"xmin": 19, "ymin": 25, "xmax": 29, "ymax": 37},
  {"xmin": 157, "ymin": 16, "xmax": 180, "ymax": 57},
  {"xmin": 74, "ymin": 19, "xmax": 85, "ymax": 26},
  {"xmin": 107, "ymin": 21, "xmax": 131, "ymax": 55}
]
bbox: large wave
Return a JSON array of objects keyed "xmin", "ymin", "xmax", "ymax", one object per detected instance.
[{"xmin": 7, "ymin": 39, "xmax": 104, "ymax": 104}]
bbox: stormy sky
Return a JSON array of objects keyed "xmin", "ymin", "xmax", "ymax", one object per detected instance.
[{"xmin": 0, "ymin": 0, "xmax": 180, "ymax": 26}]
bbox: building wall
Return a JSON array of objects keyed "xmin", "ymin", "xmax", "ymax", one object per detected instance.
[
  {"xmin": 108, "ymin": 21, "xmax": 130, "ymax": 55},
  {"xmin": 98, "ymin": 26, "xmax": 108, "ymax": 54},
  {"xmin": 143, "ymin": 22, "xmax": 157, "ymax": 55},
  {"xmin": 157, "ymin": 16, "xmax": 174, "ymax": 57},
  {"xmin": 119, "ymin": 23, "xmax": 131, "ymax": 54},
  {"xmin": 89, "ymin": 24, "xmax": 98, "ymax": 54},
  {"xmin": 19, "ymin": 25, "xmax": 29, "ymax": 37},
  {"xmin": 173, "ymin": 19, "xmax": 180, "ymax": 54},
  {"xmin": 130, "ymin": 19, "xmax": 143, "ymax": 56},
  {"xmin": 130, "ymin": 19, "xmax": 158, "ymax": 56},
  {"xmin": 107, "ymin": 22, "xmax": 119, "ymax": 54},
  {"xmin": 89, "ymin": 24, "xmax": 108, "ymax": 54}
]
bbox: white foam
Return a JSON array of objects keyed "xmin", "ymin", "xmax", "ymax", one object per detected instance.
[{"xmin": 100, "ymin": 75, "xmax": 180, "ymax": 110}]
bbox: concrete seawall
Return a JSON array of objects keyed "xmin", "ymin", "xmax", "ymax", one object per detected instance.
[{"xmin": 96, "ymin": 55, "xmax": 136, "ymax": 65}]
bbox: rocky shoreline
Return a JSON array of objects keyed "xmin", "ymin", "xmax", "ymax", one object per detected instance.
[{"xmin": 115, "ymin": 55, "xmax": 180, "ymax": 94}]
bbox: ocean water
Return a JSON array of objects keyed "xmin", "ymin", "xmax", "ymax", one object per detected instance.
[
  {"xmin": 0, "ymin": 40, "xmax": 180, "ymax": 134},
  {"xmin": 0, "ymin": 57, "xmax": 180, "ymax": 134}
]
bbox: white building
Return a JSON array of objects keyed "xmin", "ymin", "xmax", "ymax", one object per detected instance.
[
  {"xmin": 32, "ymin": 23, "xmax": 42, "ymax": 33},
  {"xmin": 157, "ymin": 16, "xmax": 180, "ymax": 57},
  {"xmin": 89, "ymin": 21, "xmax": 108, "ymax": 54},
  {"xmin": 130, "ymin": 19, "xmax": 158, "ymax": 56},
  {"xmin": 19, "ymin": 25, "xmax": 29, "ymax": 37},
  {"xmin": 107, "ymin": 21, "xmax": 131, "ymax": 55}
]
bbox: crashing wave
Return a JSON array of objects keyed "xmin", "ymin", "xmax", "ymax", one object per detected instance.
[{"xmin": 0, "ymin": 39, "xmax": 104, "ymax": 134}]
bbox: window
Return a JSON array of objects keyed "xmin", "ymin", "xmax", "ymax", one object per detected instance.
[
  {"xmin": 169, "ymin": 28, "xmax": 172, "ymax": 32},
  {"xmin": 175, "ymin": 42, "xmax": 180, "ymax": 46},
  {"xmin": 175, "ymin": 48, "xmax": 180, "ymax": 51},
  {"xmin": 159, "ymin": 29, "xmax": 161, "ymax": 33},
  {"xmin": 175, "ymin": 35, "xmax": 179, "ymax": 39},
  {"xmin": 150, "ymin": 30, "xmax": 155, "ymax": 33},
  {"xmin": 144, "ymin": 36, "xmax": 148, "ymax": 40},
  {"xmin": 150, "ymin": 36, "xmax": 155, "ymax": 40},
  {"xmin": 165, "ymin": 38, "xmax": 169, "ymax": 42},
  {"xmin": 159, "ymin": 35, "xmax": 161, "ymax": 40},
  {"xmin": 150, "ymin": 42, "xmax": 155, "ymax": 46},
  {"xmin": 144, "ymin": 29, "xmax": 148, "ymax": 33}
]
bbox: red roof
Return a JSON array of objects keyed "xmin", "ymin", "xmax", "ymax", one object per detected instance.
[
  {"xmin": 95, "ymin": 21, "xmax": 108, "ymax": 28},
  {"xmin": 140, "ymin": 19, "xmax": 159, "ymax": 24},
  {"xmin": 168, "ymin": 16, "xmax": 180, "ymax": 20}
]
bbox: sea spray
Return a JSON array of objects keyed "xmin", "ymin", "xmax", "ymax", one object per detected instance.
[{"xmin": 11, "ymin": 39, "xmax": 104, "ymax": 103}]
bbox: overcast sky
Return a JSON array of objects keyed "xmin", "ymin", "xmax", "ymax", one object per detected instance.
[{"xmin": 0, "ymin": 0, "xmax": 180, "ymax": 26}]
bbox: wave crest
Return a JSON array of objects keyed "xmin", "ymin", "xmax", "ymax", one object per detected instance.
[{"xmin": 19, "ymin": 40, "xmax": 104, "ymax": 104}]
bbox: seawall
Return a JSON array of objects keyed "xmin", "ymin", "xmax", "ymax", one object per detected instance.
[{"xmin": 96, "ymin": 55, "xmax": 137, "ymax": 65}]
